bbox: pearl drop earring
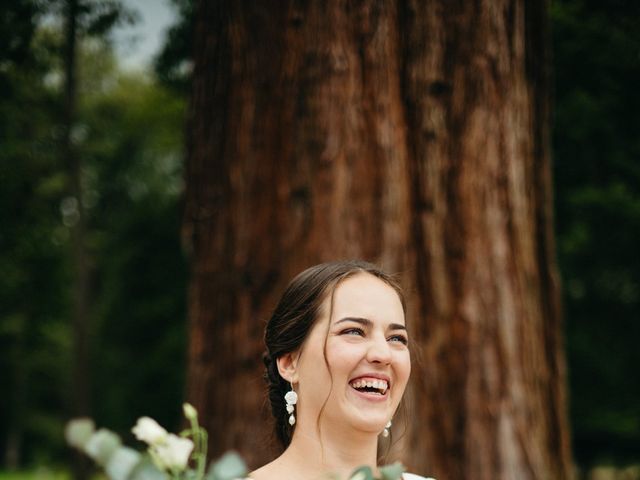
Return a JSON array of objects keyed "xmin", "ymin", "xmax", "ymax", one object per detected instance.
[
  {"xmin": 285, "ymin": 387, "xmax": 298, "ymax": 426},
  {"xmin": 382, "ymin": 419, "xmax": 392, "ymax": 437}
]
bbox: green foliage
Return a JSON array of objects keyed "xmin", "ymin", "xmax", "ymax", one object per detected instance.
[
  {"xmin": 66, "ymin": 412, "xmax": 247, "ymax": 480},
  {"xmin": 0, "ymin": 2, "xmax": 188, "ymax": 468},
  {"xmin": 74, "ymin": 44, "xmax": 188, "ymax": 443},
  {"xmin": 378, "ymin": 464, "xmax": 405, "ymax": 480},
  {"xmin": 66, "ymin": 409, "xmax": 401, "ymax": 480},
  {"xmin": 0, "ymin": 0, "xmax": 40, "ymax": 73},
  {"xmin": 551, "ymin": 0, "xmax": 640, "ymax": 466},
  {"xmin": 204, "ymin": 452, "xmax": 247, "ymax": 480},
  {"xmin": 0, "ymin": 469, "xmax": 71, "ymax": 480},
  {"xmin": 0, "ymin": 6, "xmax": 72, "ymax": 467},
  {"xmin": 344, "ymin": 464, "xmax": 404, "ymax": 480},
  {"xmin": 347, "ymin": 466, "xmax": 375, "ymax": 480},
  {"xmin": 153, "ymin": 0, "xmax": 194, "ymax": 93}
]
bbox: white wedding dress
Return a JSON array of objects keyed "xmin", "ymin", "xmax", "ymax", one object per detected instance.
[
  {"xmin": 242, "ymin": 471, "xmax": 433, "ymax": 479},
  {"xmin": 238, "ymin": 473, "xmax": 435, "ymax": 480},
  {"xmin": 242, "ymin": 473, "xmax": 432, "ymax": 479}
]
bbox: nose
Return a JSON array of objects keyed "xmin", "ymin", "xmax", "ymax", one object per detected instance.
[{"xmin": 366, "ymin": 334, "xmax": 392, "ymax": 364}]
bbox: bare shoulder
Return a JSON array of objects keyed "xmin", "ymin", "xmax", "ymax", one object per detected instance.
[{"xmin": 246, "ymin": 460, "xmax": 286, "ymax": 480}]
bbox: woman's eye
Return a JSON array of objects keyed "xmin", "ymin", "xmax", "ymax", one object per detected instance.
[
  {"xmin": 342, "ymin": 328, "xmax": 365, "ymax": 336},
  {"xmin": 389, "ymin": 335, "xmax": 408, "ymax": 345}
]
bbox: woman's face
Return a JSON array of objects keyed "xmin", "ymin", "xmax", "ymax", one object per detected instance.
[{"xmin": 293, "ymin": 272, "xmax": 411, "ymax": 437}]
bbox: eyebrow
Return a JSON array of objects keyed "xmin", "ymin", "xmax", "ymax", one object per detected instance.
[{"xmin": 335, "ymin": 316, "xmax": 407, "ymax": 331}]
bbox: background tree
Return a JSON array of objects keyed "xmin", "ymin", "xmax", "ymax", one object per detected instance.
[
  {"xmin": 552, "ymin": 0, "xmax": 640, "ymax": 468},
  {"xmin": 0, "ymin": 2, "xmax": 68, "ymax": 468},
  {"xmin": 184, "ymin": 1, "xmax": 572, "ymax": 479},
  {"xmin": 154, "ymin": 0, "xmax": 194, "ymax": 93},
  {"xmin": 0, "ymin": 1, "xmax": 188, "ymax": 471}
]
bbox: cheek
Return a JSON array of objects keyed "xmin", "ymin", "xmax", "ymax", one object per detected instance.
[
  {"xmin": 325, "ymin": 340, "xmax": 366, "ymax": 376},
  {"xmin": 395, "ymin": 352, "xmax": 412, "ymax": 387},
  {"xmin": 298, "ymin": 356, "xmax": 332, "ymax": 412}
]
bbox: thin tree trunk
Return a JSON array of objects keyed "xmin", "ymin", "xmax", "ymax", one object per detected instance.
[
  {"xmin": 63, "ymin": 1, "xmax": 90, "ymax": 478},
  {"xmin": 184, "ymin": 1, "xmax": 572, "ymax": 478},
  {"xmin": 4, "ymin": 316, "xmax": 26, "ymax": 469}
]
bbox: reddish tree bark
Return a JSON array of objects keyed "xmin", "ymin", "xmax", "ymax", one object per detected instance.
[
  {"xmin": 400, "ymin": 2, "xmax": 572, "ymax": 478},
  {"xmin": 183, "ymin": 1, "xmax": 572, "ymax": 478}
]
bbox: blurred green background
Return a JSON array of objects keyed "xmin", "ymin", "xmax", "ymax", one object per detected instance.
[{"xmin": 0, "ymin": 0, "xmax": 638, "ymax": 476}]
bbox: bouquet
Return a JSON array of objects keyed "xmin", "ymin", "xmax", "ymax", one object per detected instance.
[{"xmin": 65, "ymin": 403, "xmax": 404, "ymax": 480}]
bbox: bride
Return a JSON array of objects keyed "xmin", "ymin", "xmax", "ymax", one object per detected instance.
[{"xmin": 248, "ymin": 260, "xmax": 433, "ymax": 480}]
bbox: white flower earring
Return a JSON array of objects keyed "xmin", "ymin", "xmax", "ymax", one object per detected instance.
[
  {"xmin": 285, "ymin": 385, "xmax": 298, "ymax": 426},
  {"xmin": 382, "ymin": 419, "xmax": 392, "ymax": 437}
]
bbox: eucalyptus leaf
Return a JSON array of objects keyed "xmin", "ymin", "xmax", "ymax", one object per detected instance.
[
  {"xmin": 348, "ymin": 466, "xmax": 374, "ymax": 480},
  {"xmin": 205, "ymin": 451, "xmax": 248, "ymax": 480},
  {"xmin": 104, "ymin": 446, "xmax": 141, "ymax": 480},
  {"xmin": 65, "ymin": 418, "xmax": 96, "ymax": 449},
  {"xmin": 85, "ymin": 429, "xmax": 122, "ymax": 465},
  {"xmin": 379, "ymin": 462, "xmax": 405, "ymax": 480},
  {"xmin": 128, "ymin": 457, "xmax": 168, "ymax": 480},
  {"xmin": 182, "ymin": 471, "xmax": 199, "ymax": 480}
]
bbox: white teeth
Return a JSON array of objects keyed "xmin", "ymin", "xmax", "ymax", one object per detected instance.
[{"xmin": 350, "ymin": 378, "xmax": 389, "ymax": 393}]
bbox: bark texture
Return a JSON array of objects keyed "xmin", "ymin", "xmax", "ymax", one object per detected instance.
[
  {"xmin": 400, "ymin": 1, "xmax": 572, "ymax": 479},
  {"xmin": 184, "ymin": 1, "xmax": 572, "ymax": 478}
]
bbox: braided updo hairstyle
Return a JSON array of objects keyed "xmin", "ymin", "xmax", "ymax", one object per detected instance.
[{"xmin": 263, "ymin": 259, "xmax": 406, "ymax": 449}]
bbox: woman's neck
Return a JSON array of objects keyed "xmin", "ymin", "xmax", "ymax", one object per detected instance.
[{"xmin": 278, "ymin": 426, "xmax": 380, "ymax": 479}]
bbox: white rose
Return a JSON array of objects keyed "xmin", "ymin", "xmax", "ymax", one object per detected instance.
[
  {"xmin": 131, "ymin": 417, "xmax": 168, "ymax": 445},
  {"xmin": 152, "ymin": 434, "xmax": 194, "ymax": 471}
]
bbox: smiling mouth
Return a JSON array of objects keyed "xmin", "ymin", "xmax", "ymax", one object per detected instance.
[{"xmin": 349, "ymin": 378, "xmax": 389, "ymax": 395}]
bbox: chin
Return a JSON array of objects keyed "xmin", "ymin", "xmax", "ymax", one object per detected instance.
[
  {"xmin": 335, "ymin": 387, "xmax": 399, "ymax": 434},
  {"xmin": 344, "ymin": 407, "xmax": 389, "ymax": 434},
  {"xmin": 351, "ymin": 419, "xmax": 387, "ymax": 435}
]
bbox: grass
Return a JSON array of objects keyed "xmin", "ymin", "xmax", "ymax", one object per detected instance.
[
  {"xmin": 0, "ymin": 469, "xmax": 105, "ymax": 480},
  {"xmin": 0, "ymin": 469, "xmax": 69, "ymax": 480}
]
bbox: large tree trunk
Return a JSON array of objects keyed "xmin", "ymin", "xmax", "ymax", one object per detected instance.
[
  {"xmin": 400, "ymin": 1, "xmax": 572, "ymax": 479},
  {"xmin": 184, "ymin": 1, "xmax": 572, "ymax": 478}
]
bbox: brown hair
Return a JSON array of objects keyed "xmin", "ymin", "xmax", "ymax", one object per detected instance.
[{"xmin": 263, "ymin": 259, "xmax": 405, "ymax": 448}]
